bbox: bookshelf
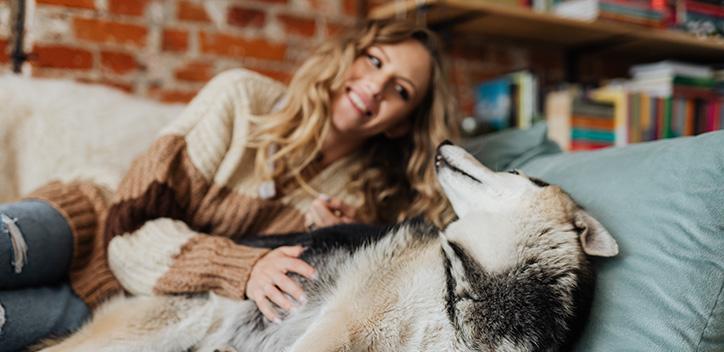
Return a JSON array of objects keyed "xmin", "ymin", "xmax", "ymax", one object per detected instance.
[
  {"xmin": 369, "ymin": 0, "xmax": 724, "ymax": 62},
  {"xmin": 370, "ymin": 0, "xmax": 724, "ymax": 150}
]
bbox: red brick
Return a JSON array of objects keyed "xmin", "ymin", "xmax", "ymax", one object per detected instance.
[
  {"xmin": 253, "ymin": 68, "xmax": 291, "ymax": 84},
  {"xmin": 0, "ymin": 38, "xmax": 8, "ymax": 64},
  {"xmin": 343, "ymin": 0, "xmax": 359, "ymax": 16},
  {"xmin": 227, "ymin": 6, "xmax": 266, "ymax": 29},
  {"xmin": 325, "ymin": 22, "xmax": 347, "ymax": 38},
  {"xmin": 149, "ymin": 87, "xmax": 199, "ymax": 103},
  {"xmin": 36, "ymin": 0, "xmax": 95, "ymax": 10},
  {"xmin": 100, "ymin": 50, "xmax": 139, "ymax": 74},
  {"xmin": 109, "ymin": 0, "xmax": 148, "ymax": 16},
  {"xmin": 33, "ymin": 44, "xmax": 93, "ymax": 70},
  {"xmin": 278, "ymin": 15, "xmax": 316, "ymax": 37},
  {"xmin": 200, "ymin": 32, "xmax": 286, "ymax": 61},
  {"xmin": 177, "ymin": 1, "xmax": 210, "ymax": 23},
  {"xmin": 78, "ymin": 77, "xmax": 134, "ymax": 93},
  {"xmin": 73, "ymin": 18, "xmax": 148, "ymax": 47},
  {"xmin": 308, "ymin": 0, "xmax": 331, "ymax": 12},
  {"xmin": 175, "ymin": 61, "xmax": 214, "ymax": 82},
  {"xmin": 162, "ymin": 29, "xmax": 189, "ymax": 52}
]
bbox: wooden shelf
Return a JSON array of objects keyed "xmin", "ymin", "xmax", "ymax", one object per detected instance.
[{"xmin": 369, "ymin": 0, "xmax": 724, "ymax": 62}]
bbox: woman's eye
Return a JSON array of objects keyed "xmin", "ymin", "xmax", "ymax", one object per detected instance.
[
  {"xmin": 395, "ymin": 85, "xmax": 410, "ymax": 101},
  {"xmin": 366, "ymin": 54, "xmax": 382, "ymax": 68}
]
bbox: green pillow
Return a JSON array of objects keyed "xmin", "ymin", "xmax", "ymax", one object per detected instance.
[
  {"xmin": 513, "ymin": 131, "xmax": 724, "ymax": 351},
  {"xmin": 463, "ymin": 122, "xmax": 561, "ymax": 172}
]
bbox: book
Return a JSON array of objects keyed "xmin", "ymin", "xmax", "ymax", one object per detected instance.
[
  {"xmin": 545, "ymin": 88, "xmax": 575, "ymax": 151},
  {"xmin": 473, "ymin": 71, "xmax": 540, "ymax": 132},
  {"xmin": 630, "ymin": 60, "xmax": 713, "ymax": 80},
  {"xmin": 591, "ymin": 86, "xmax": 629, "ymax": 146},
  {"xmin": 474, "ymin": 77, "xmax": 514, "ymax": 131}
]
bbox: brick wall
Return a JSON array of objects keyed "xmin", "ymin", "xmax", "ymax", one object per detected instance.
[
  {"xmin": 0, "ymin": 0, "xmax": 9, "ymax": 65},
  {"xmin": 0, "ymin": 0, "xmax": 628, "ymax": 113},
  {"xmin": 5, "ymin": 0, "xmax": 360, "ymax": 102}
]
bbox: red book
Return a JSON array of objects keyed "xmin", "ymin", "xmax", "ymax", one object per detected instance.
[
  {"xmin": 570, "ymin": 140, "xmax": 613, "ymax": 151},
  {"xmin": 686, "ymin": 0, "xmax": 724, "ymax": 16}
]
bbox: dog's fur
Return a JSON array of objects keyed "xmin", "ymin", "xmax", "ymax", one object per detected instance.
[{"xmin": 38, "ymin": 143, "xmax": 618, "ymax": 352}]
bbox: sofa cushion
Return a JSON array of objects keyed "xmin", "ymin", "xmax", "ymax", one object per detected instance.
[
  {"xmin": 498, "ymin": 131, "xmax": 724, "ymax": 351},
  {"xmin": 463, "ymin": 121, "xmax": 561, "ymax": 172}
]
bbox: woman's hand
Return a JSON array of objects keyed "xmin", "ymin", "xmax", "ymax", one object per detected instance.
[
  {"xmin": 245, "ymin": 246, "xmax": 316, "ymax": 323},
  {"xmin": 304, "ymin": 195, "xmax": 357, "ymax": 230}
]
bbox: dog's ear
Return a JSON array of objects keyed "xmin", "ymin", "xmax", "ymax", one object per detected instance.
[
  {"xmin": 575, "ymin": 210, "xmax": 619, "ymax": 257},
  {"xmin": 440, "ymin": 234, "xmax": 476, "ymax": 297}
]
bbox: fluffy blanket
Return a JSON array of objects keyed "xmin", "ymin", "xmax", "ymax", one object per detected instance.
[{"xmin": 0, "ymin": 75, "xmax": 183, "ymax": 202}]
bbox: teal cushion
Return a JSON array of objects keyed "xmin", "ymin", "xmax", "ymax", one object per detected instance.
[
  {"xmin": 463, "ymin": 122, "xmax": 561, "ymax": 171},
  {"xmin": 512, "ymin": 131, "xmax": 724, "ymax": 351}
]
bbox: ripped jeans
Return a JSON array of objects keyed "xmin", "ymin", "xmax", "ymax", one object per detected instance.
[{"xmin": 0, "ymin": 200, "xmax": 90, "ymax": 352}]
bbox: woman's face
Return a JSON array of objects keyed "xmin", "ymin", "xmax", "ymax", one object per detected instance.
[{"xmin": 329, "ymin": 39, "xmax": 433, "ymax": 140}]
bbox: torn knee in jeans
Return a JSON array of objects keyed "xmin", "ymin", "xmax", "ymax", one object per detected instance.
[
  {"xmin": 1, "ymin": 213, "xmax": 28, "ymax": 274},
  {"xmin": 0, "ymin": 302, "xmax": 5, "ymax": 333}
]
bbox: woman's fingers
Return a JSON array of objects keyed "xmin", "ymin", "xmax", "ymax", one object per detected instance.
[
  {"xmin": 265, "ymin": 284, "xmax": 295, "ymax": 312},
  {"xmin": 325, "ymin": 197, "xmax": 357, "ymax": 219},
  {"xmin": 253, "ymin": 292, "xmax": 280, "ymax": 323},
  {"xmin": 274, "ymin": 273, "xmax": 306, "ymax": 303},
  {"xmin": 310, "ymin": 200, "xmax": 339, "ymax": 227},
  {"xmin": 304, "ymin": 196, "xmax": 359, "ymax": 231},
  {"xmin": 276, "ymin": 245, "xmax": 305, "ymax": 257},
  {"xmin": 279, "ymin": 256, "xmax": 317, "ymax": 280}
]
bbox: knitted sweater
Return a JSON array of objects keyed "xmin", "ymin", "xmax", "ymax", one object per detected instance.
[{"xmin": 29, "ymin": 69, "xmax": 362, "ymax": 307}]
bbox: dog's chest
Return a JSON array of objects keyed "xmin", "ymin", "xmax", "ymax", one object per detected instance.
[{"xmin": 328, "ymin": 243, "xmax": 455, "ymax": 350}]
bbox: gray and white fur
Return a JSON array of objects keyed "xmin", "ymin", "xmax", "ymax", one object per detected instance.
[{"xmin": 38, "ymin": 142, "xmax": 618, "ymax": 352}]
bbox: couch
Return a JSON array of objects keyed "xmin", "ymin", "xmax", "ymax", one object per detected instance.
[
  {"xmin": 0, "ymin": 74, "xmax": 183, "ymax": 202},
  {"xmin": 1, "ymin": 73, "xmax": 722, "ymax": 351}
]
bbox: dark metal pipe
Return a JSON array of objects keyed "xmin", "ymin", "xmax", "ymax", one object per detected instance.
[{"xmin": 10, "ymin": 0, "xmax": 28, "ymax": 74}]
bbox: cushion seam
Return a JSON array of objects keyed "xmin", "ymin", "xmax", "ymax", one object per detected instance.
[{"xmin": 696, "ymin": 276, "xmax": 724, "ymax": 351}]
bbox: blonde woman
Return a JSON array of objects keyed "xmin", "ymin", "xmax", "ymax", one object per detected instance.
[{"xmin": 0, "ymin": 19, "xmax": 458, "ymax": 350}]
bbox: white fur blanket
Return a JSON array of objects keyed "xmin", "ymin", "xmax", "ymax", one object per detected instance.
[{"xmin": 0, "ymin": 75, "xmax": 183, "ymax": 202}]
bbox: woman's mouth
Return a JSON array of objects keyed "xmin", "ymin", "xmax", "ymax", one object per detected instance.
[{"xmin": 347, "ymin": 90, "xmax": 372, "ymax": 117}]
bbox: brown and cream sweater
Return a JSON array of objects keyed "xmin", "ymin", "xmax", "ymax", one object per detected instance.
[{"xmin": 28, "ymin": 69, "xmax": 362, "ymax": 307}]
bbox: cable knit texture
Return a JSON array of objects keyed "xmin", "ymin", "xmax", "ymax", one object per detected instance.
[{"xmin": 27, "ymin": 69, "xmax": 363, "ymax": 306}]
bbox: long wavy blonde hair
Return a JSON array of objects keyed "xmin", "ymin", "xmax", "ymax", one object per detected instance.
[{"xmin": 247, "ymin": 19, "xmax": 459, "ymax": 227}]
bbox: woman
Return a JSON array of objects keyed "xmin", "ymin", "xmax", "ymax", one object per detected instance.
[{"xmin": 0, "ymin": 18, "xmax": 458, "ymax": 350}]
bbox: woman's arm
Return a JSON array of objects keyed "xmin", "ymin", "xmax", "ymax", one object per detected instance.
[{"xmin": 105, "ymin": 69, "xmax": 286, "ymax": 299}]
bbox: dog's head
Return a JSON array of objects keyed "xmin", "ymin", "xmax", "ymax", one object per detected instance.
[{"xmin": 434, "ymin": 141, "xmax": 618, "ymax": 350}]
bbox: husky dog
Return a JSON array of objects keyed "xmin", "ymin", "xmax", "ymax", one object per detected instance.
[{"xmin": 39, "ymin": 142, "xmax": 618, "ymax": 352}]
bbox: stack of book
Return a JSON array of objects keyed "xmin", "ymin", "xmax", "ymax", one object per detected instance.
[
  {"xmin": 553, "ymin": 0, "xmax": 668, "ymax": 27},
  {"xmin": 598, "ymin": 0, "xmax": 668, "ymax": 28},
  {"xmin": 544, "ymin": 61, "xmax": 723, "ymax": 151},
  {"xmin": 626, "ymin": 61, "xmax": 721, "ymax": 141},
  {"xmin": 471, "ymin": 70, "xmax": 540, "ymax": 133},
  {"xmin": 570, "ymin": 97, "xmax": 616, "ymax": 150},
  {"xmin": 675, "ymin": 0, "xmax": 724, "ymax": 37}
]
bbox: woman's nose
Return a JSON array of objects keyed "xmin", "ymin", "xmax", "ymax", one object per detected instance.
[{"xmin": 363, "ymin": 72, "xmax": 391, "ymax": 101}]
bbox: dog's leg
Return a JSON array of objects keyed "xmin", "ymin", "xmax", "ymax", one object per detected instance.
[
  {"xmin": 287, "ymin": 308, "xmax": 355, "ymax": 352},
  {"xmin": 37, "ymin": 295, "xmax": 215, "ymax": 352}
]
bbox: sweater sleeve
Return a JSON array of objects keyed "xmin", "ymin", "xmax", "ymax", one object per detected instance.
[{"xmin": 105, "ymin": 69, "xmax": 286, "ymax": 299}]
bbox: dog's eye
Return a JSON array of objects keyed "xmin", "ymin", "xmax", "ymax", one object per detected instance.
[
  {"xmin": 529, "ymin": 177, "xmax": 550, "ymax": 188},
  {"xmin": 508, "ymin": 170, "xmax": 520, "ymax": 175}
]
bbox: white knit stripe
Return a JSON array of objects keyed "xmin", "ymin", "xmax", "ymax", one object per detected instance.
[
  {"xmin": 167, "ymin": 69, "xmax": 285, "ymax": 182},
  {"xmin": 108, "ymin": 218, "xmax": 196, "ymax": 295},
  {"xmin": 186, "ymin": 99, "xmax": 234, "ymax": 181}
]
